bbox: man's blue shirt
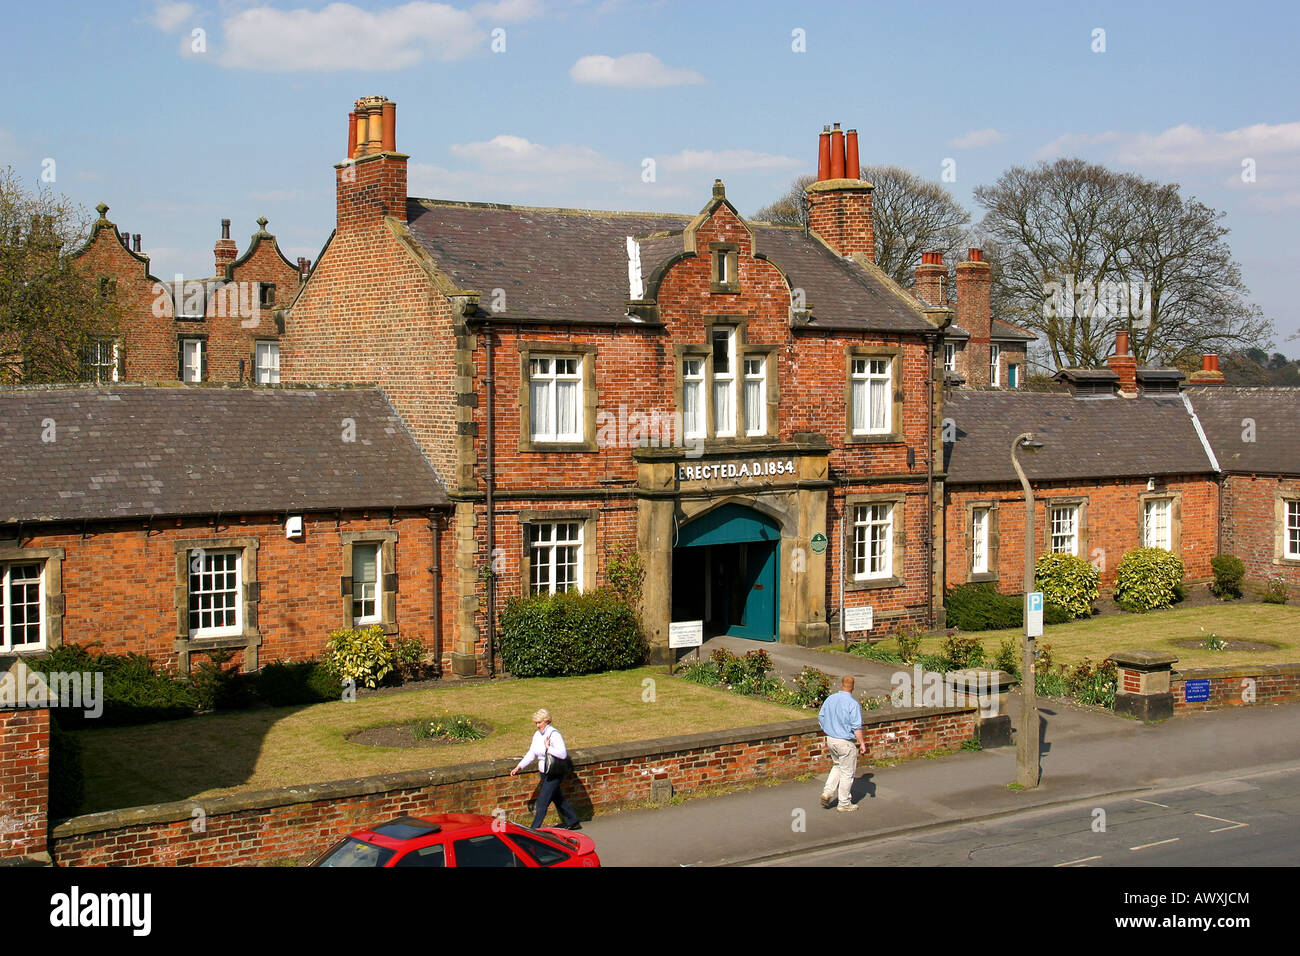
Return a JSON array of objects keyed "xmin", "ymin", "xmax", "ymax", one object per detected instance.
[{"xmin": 818, "ymin": 690, "xmax": 862, "ymax": 739}]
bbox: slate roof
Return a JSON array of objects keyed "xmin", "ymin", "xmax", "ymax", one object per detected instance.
[
  {"xmin": 1184, "ymin": 387, "xmax": 1300, "ymax": 476},
  {"xmin": 946, "ymin": 319, "xmax": 1037, "ymax": 342},
  {"xmin": 404, "ymin": 199, "xmax": 933, "ymax": 333},
  {"xmin": 943, "ymin": 391, "xmax": 1216, "ymax": 484},
  {"xmin": 0, "ymin": 387, "xmax": 447, "ymax": 523}
]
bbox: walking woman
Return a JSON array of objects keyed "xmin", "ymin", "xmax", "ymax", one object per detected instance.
[{"xmin": 509, "ymin": 708, "xmax": 582, "ymax": 830}]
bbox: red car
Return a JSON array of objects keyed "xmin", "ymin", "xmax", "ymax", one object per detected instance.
[{"xmin": 310, "ymin": 814, "xmax": 600, "ymax": 867}]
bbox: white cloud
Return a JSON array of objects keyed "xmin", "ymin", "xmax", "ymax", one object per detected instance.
[
  {"xmin": 658, "ymin": 149, "xmax": 802, "ymax": 173},
  {"xmin": 948, "ymin": 128, "xmax": 1007, "ymax": 150},
  {"xmin": 1035, "ymin": 122, "xmax": 1300, "ymax": 167},
  {"xmin": 471, "ymin": 0, "xmax": 545, "ymax": 21},
  {"xmin": 151, "ymin": 2, "xmax": 196, "ymax": 33},
  {"xmin": 448, "ymin": 134, "xmax": 625, "ymax": 179},
  {"xmin": 218, "ymin": 2, "xmax": 483, "ymax": 72},
  {"xmin": 570, "ymin": 52, "xmax": 704, "ymax": 88}
]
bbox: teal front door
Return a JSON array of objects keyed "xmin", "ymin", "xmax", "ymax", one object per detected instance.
[{"xmin": 671, "ymin": 504, "xmax": 779, "ymax": 641}]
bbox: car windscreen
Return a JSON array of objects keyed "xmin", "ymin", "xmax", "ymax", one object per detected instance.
[{"xmin": 313, "ymin": 837, "xmax": 397, "ymax": 867}]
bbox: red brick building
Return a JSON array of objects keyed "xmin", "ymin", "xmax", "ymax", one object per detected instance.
[
  {"xmin": 0, "ymin": 387, "xmax": 446, "ymax": 672},
  {"xmin": 69, "ymin": 207, "xmax": 305, "ymax": 385},
  {"xmin": 283, "ymin": 98, "xmax": 953, "ymax": 672}
]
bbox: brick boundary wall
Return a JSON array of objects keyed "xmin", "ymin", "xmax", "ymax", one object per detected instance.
[
  {"xmin": 51, "ymin": 706, "xmax": 976, "ymax": 866},
  {"xmin": 1171, "ymin": 663, "xmax": 1300, "ymax": 715},
  {"xmin": 0, "ymin": 707, "xmax": 50, "ymax": 862}
]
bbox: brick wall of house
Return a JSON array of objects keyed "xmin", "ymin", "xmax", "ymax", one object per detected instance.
[
  {"xmin": 1221, "ymin": 475, "xmax": 1300, "ymax": 587},
  {"xmin": 943, "ymin": 475, "xmax": 1218, "ymax": 593},
  {"xmin": 50, "ymin": 707, "xmax": 976, "ymax": 866},
  {"xmin": 9, "ymin": 512, "xmax": 445, "ymax": 674},
  {"xmin": 0, "ymin": 706, "xmax": 49, "ymax": 860},
  {"xmin": 72, "ymin": 216, "xmax": 302, "ymax": 384}
]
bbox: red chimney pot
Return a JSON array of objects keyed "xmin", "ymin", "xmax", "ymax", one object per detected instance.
[
  {"xmin": 845, "ymin": 129, "xmax": 860, "ymax": 180},
  {"xmin": 968, "ymin": 248, "xmax": 983, "ymax": 262},
  {"xmin": 829, "ymin": 123, "xmax": 845, "ymax": 179},
  {"xmin": 816, "ymin": 126, "xmax": 831, "ymax": 182}
]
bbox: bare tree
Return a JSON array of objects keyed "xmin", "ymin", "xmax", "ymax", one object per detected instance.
[
  {"xmin": 0, "ymin": 167, "xmax": 124, "ymax": 383},
  {"xmin": 752, "ymin": 166, "xmax": 970, "ymax": 289},
  {"xmin": 974, "ymin": 158, "xmax": 1271, "ymax": 368}
]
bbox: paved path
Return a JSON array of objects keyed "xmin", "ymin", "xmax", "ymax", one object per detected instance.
[{"xmin": 579, "ymin": 656, "xmax": 1300, "ymax": 865}]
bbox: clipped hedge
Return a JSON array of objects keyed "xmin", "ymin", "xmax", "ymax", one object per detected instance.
[
  {"xmin": 945, "ymin": 582, "xmax": 1072, "ymax": 632},
  {"xmin": 1034, "ymin": 552, "xmax": 1099, "ymax": 620},
  {"xmin": 257, "ymin": 660, "xmax": 343, "ymax": 706},
  {"xmin": 1114, "ymin": 548, "xmax": 1186, "ymax": 612},
  {"xmin": 24, "ymin": 644, "xmax": 200, "ymax": 729},
  {"xmin": 498, "ymin": 587, "xmax": 648, "ymax": 678}
]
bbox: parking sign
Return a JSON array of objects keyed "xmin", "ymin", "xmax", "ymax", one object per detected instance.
[{"xmin": 1026, "ymin": 591, "xmax": 1044, "ymax": 638}]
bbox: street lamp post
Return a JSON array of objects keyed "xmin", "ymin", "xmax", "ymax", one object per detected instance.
[{"xmin": 1011, "ymin": 432, "xmax": 1044, "ymax": 788}]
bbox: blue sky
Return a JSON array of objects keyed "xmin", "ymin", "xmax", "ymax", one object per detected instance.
[{"xmin": 3, "ymin": 0, "xmax": 1297, "ymax": 344}]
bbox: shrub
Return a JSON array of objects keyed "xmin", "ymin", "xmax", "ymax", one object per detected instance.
[
  {"xmin": 1262, "ymin": 579, "xmax": 1290, "ymax": 605},
  {"xmin": 942, "ymin": 633, "xmax": 985, "ymax": 669},
  {"xmin": 946, "ymin": 582, "xmax": 1071, "ymax": 631},
  {"xmin": 323, "ymin": 625, "xmax": 395, "ymax": 688},
  {"xmin": 895, "ymin": 628, "xmax": 923, "ymax": 663},
  {"xmin": 1034, "ymin": 553, "xmax": 1099, "ymax": 620},
  {"xmin": 391, "ymin": 636, "xmax": 427, "ymax": 681},
  {"xmin": 994, "ymin": 639, "xmax": 1020, "ymax": 678},
  {"xmin": 790, "ymin": 667, "xmax": 832, "ymax": 708},
  {"xmin": 498, "ymin": 587, "xmax": 647, "ymax": 678},
  {"xmin": 710, "ymin": 648, "xmax": 746, "ymax": 685},
  {"xmin": 191, "ymin": 650, "xmax": 255, "ymax": 712},
  {"xmin": 48, "ymin": 715, "xmax": 84, "ymax": 819},
  {"xmin": 678, "ymin": 660, "xmax": 722, "ymax": 686},
  {"xmin": 914, "ymin": 653, "xmax": 950, "ymax": 672},
  {"xmin": 1210, "ymin": 554, "xmax": 1246, "ymax": 599},
  {"xmin": 257, "ymin": 660, "xmax": 341, "ymax": 706},
  {"xmin": 945, "ymin": 583, "xmax": 1020, "ymax": 631},
  {"xmin": 1114, "ymin": 548, "xmax": 1186, "ymax": 612},
  {"xmin": 742, "ymin": 649, "xmax": 773, "ymax": 680},
  {"xmin": 26, "ymin": 644, "xmax": 200, "ymax": 728}
]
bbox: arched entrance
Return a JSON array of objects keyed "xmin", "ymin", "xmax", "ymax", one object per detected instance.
[{"xmin": 671, "ymin": 503, "xmax": 779, "ymax": 641}]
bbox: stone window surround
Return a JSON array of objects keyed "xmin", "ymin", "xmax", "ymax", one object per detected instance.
[
  {"xmin": 844, "ymin": 346, "xmax": 904, "ymax": 445},
  {"xmin": 845, "ymin": 492, "xmax": 906, "ymax": 592},
  {"xmin": 709, "ymin": 241, "xmax": 740, "ymax": 294},
  {"xmin": 673, "ymin": 316, "xmax": 778, "ymax": 445},
  {"xmin": 964, "ymin": 500, "xmax": 1000, "ymax": 583},
  {"xmin": 340, "ymin": 530, "xmax": 398, "ymax": 634},
  {"xmin": 1137, "ymin": 489, "xmax": 1183, "ymax": 555},
  {"xmin": 1044, "ymin": 497, "xmax": 1089, "ymax": 559},
  {"xmin": 0, "ymin": 545, "xmax": 65, "ymax": 655},
  {"xmin": 178, "ymin": 334, "xmax": 207, "ymax": 383},
  {"xmin": 517, "ymin": 342, "xmax": 599, "ymax": 453},
  {"xmin": 172, "ymin": 537, "xmax": 260, "ymax": 672},
  {"xmin": 1275, "ymin": 491, "xmax": 1300, "ymax": 566},
  {"xmin": 517, "ymin": 509, "xmax": 599, "ymax": 596}
]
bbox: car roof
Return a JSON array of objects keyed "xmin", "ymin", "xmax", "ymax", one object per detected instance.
[{"xmin": 353, "ymin": 813, "xmax": 497, "ymax": 849}]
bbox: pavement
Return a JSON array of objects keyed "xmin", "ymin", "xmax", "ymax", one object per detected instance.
[{"xmin": 582, "ymin": 637, "xmax": 1300, "ymax": 866}]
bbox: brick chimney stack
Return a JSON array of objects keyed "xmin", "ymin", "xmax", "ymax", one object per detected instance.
[
  {"xmin": 1187, "ymin": 353, "xmax": 1227, "ymax": 386},
  {"xmin": 955, "ymin": 248, "xmax": 992, "ymax": 385},
  {"xmin": 214, "ymin": 218, "xmax": 237, "ymax": 275},
  {"xmin": 1105, "ymin": 330, "xmax": 1138, "ymax": 396},
  {"xmin": 337, "ymin": 95, "xmax": 408, "ymax": 229},
  {"xmin": 914, "ymin": 251, "xmax": 946, "ymax": 306},
  {"xmin": 805, "ymin": 122, "xmax": 874, "ymax": 260}
]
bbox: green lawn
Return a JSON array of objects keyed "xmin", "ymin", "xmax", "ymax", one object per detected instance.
[
  {"xmin": 71, "ymin": 667, "xmax": 797, "ymax": 814},
  {"xmin": 862, "ymin": 603, "xmax": 1300, "ymax": 670}
]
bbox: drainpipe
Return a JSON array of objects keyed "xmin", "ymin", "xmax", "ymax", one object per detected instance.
[
  {"xmin": 925, "ymin": 331, "xmax": 937, "ymax": 630},
  {"xmin": 484, "ymin": 324, "xmax": 497, "ymax": 678},
  {"xmin": 429, "ymin": 511, "xmax": 441, "ymax": 670},
  {"xmin": 839, "ymin": 471, "xmax": 847, "ymax": 649}
]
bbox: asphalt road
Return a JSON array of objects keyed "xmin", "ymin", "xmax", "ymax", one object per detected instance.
[{"xmin": 756, "ymin": 763, "xmax": 1300, "ymax": 867}]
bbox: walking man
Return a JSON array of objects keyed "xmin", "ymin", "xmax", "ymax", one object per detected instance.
[{"xmin": 818, "ymin": 675, "xmax": 867, "ymax": 811}]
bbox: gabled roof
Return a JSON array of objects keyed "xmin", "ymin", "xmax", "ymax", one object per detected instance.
[
  {"xmin": 1184, "ymin": 387, "xmax": 1300, "ymax": 476},
  {"xmin": 0, "ymin": 386, "xmax": 447, "ymax": 523},
  {"xmin": 943, "ymin": 391, "xmax": 1216, "ymax": 484},
  {"xmin": 403, "ymin": 198, "xmax": 933, "ymax": 333}
]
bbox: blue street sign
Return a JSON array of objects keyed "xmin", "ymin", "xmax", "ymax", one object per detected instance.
[
  {"xmin": 1028, "ymin": 592, "xmax": 1044, "ymax": 613},
  {"xmin": 1025, "ymin": 591, "xmax": 1044, "ymax": 637},
  {"xmin": 1185, "ymin": 679, "xmax": 1211, "ymax": 703}
]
